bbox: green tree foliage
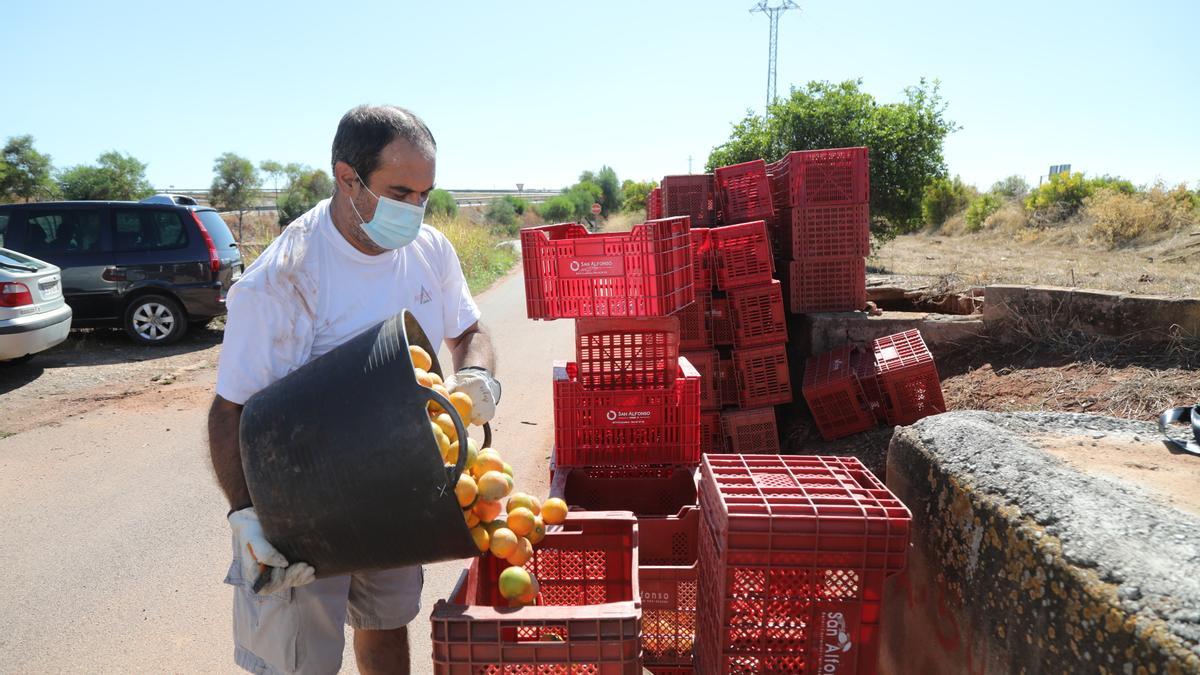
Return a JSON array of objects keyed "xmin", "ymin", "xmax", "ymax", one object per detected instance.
[
  {"xmin": 990, "ymin": 175, "xmax": 1029, "ymax": 200},
  {"xmin": 485, "ymin": 197, "xmax": 519, "ymax": 236},
  {"xmin": 538, "ymin": 195, "xmax": 576, "ymax": 222},
  {"xmin": 594, "ymin": 166, "xmax": 622, "ymax": 216},
  {"xmin": 1, "ymin": 135, "xmax": 55, "ymax": 202},
  {"xmin": 210, "ymin": 152, "xmax": 262, "ymax": 238},
  {"xmin": 921, "ymin": 176, "xmax": 974, "ymax": 228},
  {"xmin": 278, "ymin": 167, "xmax": 332, "ymax": 227},
  {"xmin": 707, "ymin": 79, "xmax": 959, "ymax": 235},
  {"xmin": 621, "ymin": 179, "xmax": 658, "ymax": 212},
  {"xmin": 566, "ymin": 182, "xmax": 604, "ymax": 224},
  {"xmin": 426, "ymin": 188, "xmax": 458, "ymax": 219},
  {"xmin": 58, "ymin": 151, "xmax": 154, "ymax": 201},
  {"xmin": 1023, "ymin": 172, "xmax": 1136, "ymax": 223},
  {"xmin": 965, "ymin": 193, "xmax": 1003, "ymax": 232}
]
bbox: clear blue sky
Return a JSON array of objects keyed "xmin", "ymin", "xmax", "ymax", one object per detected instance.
[{"xmin": 4, "ymin": 0, "xmax": 1197, "ymax": 192}]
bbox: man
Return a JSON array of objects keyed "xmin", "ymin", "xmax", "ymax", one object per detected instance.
[{"xmin": 208, "ymin": 105, "xmax": 501, "ymax": 675}]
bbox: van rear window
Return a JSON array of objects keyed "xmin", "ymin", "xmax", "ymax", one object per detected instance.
[{"xmin": 196, "ymin": 211, "xmax": 239, "ymax": 250}]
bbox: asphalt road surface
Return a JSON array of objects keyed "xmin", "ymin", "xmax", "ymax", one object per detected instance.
[{"xmin": 0, "ymin": 268, "xmax": 573, "ymax": 674}]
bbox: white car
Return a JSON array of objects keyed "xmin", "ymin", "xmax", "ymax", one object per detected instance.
[{"xmin": 0, "ymin": 247, "xmax": 73, "ymax": 364}]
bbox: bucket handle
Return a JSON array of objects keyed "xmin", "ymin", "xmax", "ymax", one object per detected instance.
[{"xmin": 427, "ymin": 388, "xmax": 471, "ymax": 485}]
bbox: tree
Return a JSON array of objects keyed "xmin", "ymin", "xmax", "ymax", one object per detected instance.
[
  {"xmin": 210, "ymin": 153, "xmax": 261, "ymax": 239},
  {"xmin": 595, "ymin": 166, "xmax": 622, "ymax": 216},
  {"xmin": 707, "ymin": 78, "xmax": 959, "ymax": 236},
  {"xmin": 991, "ymin": 175, "xmax": 1029, "ymax": 200},
  {"xmin": 259, "ymin": 159, "xmax": 286, "ymax": 212},
  {"xmin": 538, "ymin": 195, "xmax": 575, "ymax": 222},
  {"xmin": 58, "ymin": 151, "xmax": 154, "ymax": 201},
  {"xmin": 1, "ymin": 135, "xmax": 55, "ymax": 203},
  {"xmin": 621, "ymin": 179, "xmax": 658, "ymax": 212},
  {"xmin": 485, "ymin": 197, "xmax": 519, "ymax": 235},
  {"xmin": 921, "ymin": 176, "xmax": 975, "ymax": 228},
  {"xmin": 277, "ymin": 167, "xmax": 332, "ymax": 227},
  {"xmin": 426, "ymin": 188, "xmax": 458, "ymax": 219}
]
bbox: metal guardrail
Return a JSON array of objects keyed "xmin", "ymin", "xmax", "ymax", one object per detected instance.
[{"xmin": 160, "ymin": 187, "xmax": 561, "ymax": 208}]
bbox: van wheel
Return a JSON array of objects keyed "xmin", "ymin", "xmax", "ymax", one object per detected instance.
[{"xmin": 124, "ymin": 295, "xmax": 186, "ymax": 345}]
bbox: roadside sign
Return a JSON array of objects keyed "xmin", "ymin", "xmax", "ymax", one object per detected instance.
[{"xmin": 591, "ymin": 203, "xmax": 602, "ymax": 215}]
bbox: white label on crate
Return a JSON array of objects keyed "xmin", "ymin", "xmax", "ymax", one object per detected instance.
[
  {"xmin": 818, "ymin": 610, "xmax": 855, "ymax": 672},
  {"xmin": 601, "ymin": 407, "xmax": 659, "ymax": 427},
  {"xmin": 877, "ymin": 346, "xmax": 900, "ymax": 362},
  {"xmin": 559, "ymin": 256, "xmax": 624, "ymax": 278}
]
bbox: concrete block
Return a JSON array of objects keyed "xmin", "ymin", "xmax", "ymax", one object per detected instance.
[
  {"xmin": 801, "ymin": 311, "xmax": 984, "ymax": 358},
  {"xmin": 880, "ymin": 411, "xmax": 1200, "ymax": 674},
  {"xmin": 984, "ymin": 285, "xmax": 1200, "ymax": 345}
]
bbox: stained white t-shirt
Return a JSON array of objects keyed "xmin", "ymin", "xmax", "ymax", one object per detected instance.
[{"xmin": 215, "ymin": 198, "xmax": 480, "ymax": 405}]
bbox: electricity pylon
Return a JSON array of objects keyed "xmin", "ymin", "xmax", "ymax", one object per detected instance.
[{"xmin": 750, "ymin": 0, "xmax": 800, "ymax": 113}]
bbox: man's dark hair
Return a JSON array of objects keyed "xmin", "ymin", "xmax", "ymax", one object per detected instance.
[{"xmin": 330, "ymin": 105, "xmax": 437, "ymax": 182}]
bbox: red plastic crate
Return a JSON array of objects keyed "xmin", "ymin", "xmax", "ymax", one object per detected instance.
[
  {"xmin": 550, "ymin": 465, "xmax": 699, "ymax": 519},
  {"xmin": 872, "ymin": 329, "xmax": 946, "ymax": 426},
  {"xmin": 851, "ymin": 347, "xmax": 887, "ymax": 425},
  {"xmin": 690, "ymin": 227, "xmax": 713, "ymax": 292},
  {"xmin": 778, "ymin": 203, "xmax": 870, "ymax": 259},
  {"xmin": 784, "ymin": 258, "xmax": 867, "ymax": 313},
  {"xmin": 732, "ymin": 343, "xmax": 793, "ymax": 408},
  {"xmin": 682, "ymin": 349, "xmax": 721, "ymax": 411},
  {"xmin": 648, "ymin": 187, "xmax": 663, "ymax": 220},
  {"xmin": 521, "ymin": 219, "xmax": 694, "ymax": 320},
  {"xmin": 677, "ymin": 291, "xmax": 713, "ymax": 350},
  {"xmin": 717, "ymin": 358, "xmax": 738, "ymax": 410},
  {"xmin": 662, "ymin": 174, "xmax": 716, "ymax": 227},
  {"xmin": 714, "ymin": 160, "xmax": 776, "ymax": 223},
  {"xmin": 710, "ymin": 221, "xmax": 774, "ymax": 290},
  {"xmin": 721, "ymin": 407, "xmax": 780, "ymax": 454},
  {"xmin": 431, "ymin": 512, "xmax": 641, "ymax": 674},
  {"xmin": 695, "ymin": 454, "xmax": 911, "ymax": 675},
  {"xmin": 575, "ymin": 317, "xmax": 680, "ymax": 390},
  {"xmin": 767, "ymin": 147, "xmax": 870, "ymax": 209},
  {"xmin": 710, "ymin": 296, "xmax": 734, "ymax": 346},
  {"xmin": 802, "ymin": 346, "xmax": 878, "ymax": 441},
  {"xmin": 727, "ymin": 280, "xmax": 787, "ymax": 348},
  {"xmin": 553, "ymin": 358, "xmax": 701, "ymax": 468},
  {"xmin": 701, "ymin": 411, "xmax": 726, "ymax": 454}
]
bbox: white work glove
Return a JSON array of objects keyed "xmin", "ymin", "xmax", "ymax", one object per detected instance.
[
  {"xmin": 444, "ymin": 367, "xmax": 501, "ymax": 426},
  {"xmin": 228, "ymin": 507, "xmax": 316, "ymax": 595}
]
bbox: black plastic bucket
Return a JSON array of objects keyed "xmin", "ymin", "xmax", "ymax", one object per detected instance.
[{"xmin": 239, "ymin": 310, "xmax": 478, "ymax": 577}]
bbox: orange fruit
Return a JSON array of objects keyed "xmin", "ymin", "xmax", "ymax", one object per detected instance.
[
  {"xmin": 471, "ymin": 451, "xmax": 504, "ymax": 480},
  {"xmin": 464, "ymin": 509, "xmax": 480, "ymax": 528},
  {"xmin": 427, "ymin": 371, "xmax": 443, "ymax": 386},
  {"xmin": 506, "ymin": 536, "xmax": 534, "ymax": 566},
  {"xmin": 435, "ymin": 413, "xmax": 458, "ymax": 442},
  {"xmin": 541, "ymin": 498, "xmax": 568, "ymax": 525},
  {"xmin": 473, "ymin": 499, "xmax": 502, "ymax": 522},
  {"xmin": 477, "ymin": 471, "xmax": 511, "ymax": 502},
  {"xmin": 498, "ymin": 566, "xmax": 532, "ymax": 600},
  {"xmin": 503, "ymin": 462, "xmax": 514, "ymax": 479},
  {"xmin": 528, "ymin": 516, "xmax": 546, "ymax": 546},
  {"xmin": 518, "ymin": 571, "xmax": 540, "ymax": 604},
  {"xmin": 508, "ymin": 493, "xmax": 540, "ymax": 516},
  {"xmin": 455, "ymin": 474, "xmax": 477, "ymax": 508},
  {"xmin": 414, "ymin": 368, "xmax": 434, "ymax": 388},
  {"xmin": 489, "ymin": 528, "xmax": 519, "ymax": 558},
  {"xmin": 506, "ymin": 507, "xmax": 535, "ymax": 537},
  {"xmin": 469, "ymin": 526, "xmax": 490, "ymax": 554},
  {"xmin": 429, "ymin": 384, "xmax": 451, "ymax": 414},
  {"xmin": 449, "ymin": 391, "xmax": 474, "ymax": 423},
  {"xmin": 482, "ymin": 518, "xmax": 507, "ymax": 536},
  {"xmin": 409, "ymin": 345, "xmax": 432, "ymax": 372}
]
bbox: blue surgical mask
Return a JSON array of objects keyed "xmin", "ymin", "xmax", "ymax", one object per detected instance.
[{"xmin": 349, "ymin": 171, "xmax": 425, "ymax": 249}]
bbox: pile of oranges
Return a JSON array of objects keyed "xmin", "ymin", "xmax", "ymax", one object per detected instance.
[{"xmin": 411, "ymin": 345, "xmax": 568, "ymax": 605}]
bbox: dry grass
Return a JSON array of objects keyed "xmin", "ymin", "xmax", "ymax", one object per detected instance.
[
  {"xmin": 601, "ymin": 210, "xmax": 645, "ymax": 233},
  {"xmin": 1084, "ymin": 185, "xmax": 1198, "ymax": 248}
]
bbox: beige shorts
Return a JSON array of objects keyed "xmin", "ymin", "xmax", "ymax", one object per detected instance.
[{"xmin": 224, "ymin": 538, "xmax": 423, "ymax": 675}]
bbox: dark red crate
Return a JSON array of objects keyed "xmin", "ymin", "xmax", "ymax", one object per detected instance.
[
  {"xmin": 710, "ymin": 296, "xmax": 734, "ymax": 346},
  {"xmin": 648, "ymin": 187, "xmax": 663, "ymax": 220},
  {"xmin": 727, "ymin": 280, "xmax": 787, "ymax": 348},
  {"xmin": 784, "ymin": 258, "xmax": 866, "ymax": 313},
  {"xmin": 711, "ymin": 221, "xmax": 774, "ymax": 290},
  {"xmin": 553, "ymin": 358, "xmax": 701, "ymax": 468},
  {"xmin": 767, "ymin": 146, "xmax": 870, "ymax": 209},
  {"xmin": 873, "ymin": 329, "xmax": 946, "ymax": 426},
  {"xmin": 851, "ymin": 347, "xmax": 887, "ymax": 424},
  {"xmin": 695, "ymin": 454, "xmax": 911, "ymax": 675},
  {"xmin": 521, "ymin": 219, "xmax": 694, "ymax": 320},
  {"xmin": 714, "ymin": 160, "xmax": 775, "ymax": 223},
  {"xmin": 721, "ymin": 407, "xmax": 779, "ymax": 454},
  {"xmin": 802, "ymin": 346, "xmax": 877, "ymax": 441},
  {"xmin": 550, "ymin": 465, "xmax": 698, "ymax": 520},
  {"xmin": 690, "ymin": 227, "xmax": 713, "ymax": 292},
  {"xmin": 682, "ymin": 349, "xmax": 721, "ymax": 411},
  {"xmin": 701, "ymin": 411, "xmax": 726, "ymax": 454},
  {"xmin": 717, "ymin": 358, "xmax": 738, "ymax": 410},
  {"xmin": 779, "ymin": 203, "xmax": 870, "ymax": 259},
  {"xmin": 732, "ymin": 343, "xmax": 792, "ymax": 408},
  {"xmin": 431, "ymin": 512, "xmax": 641, "ymax": 674},
  {"xmin": 662, "ymin": 174, "xmax": 716, "ymax": 227},
  {"xmin": 575, "ymin": 316, "xmax": 680, "ymax": 390},
  {"xmin": 677, "ymin": 291, "xmax": 713, "ymax": 350}
]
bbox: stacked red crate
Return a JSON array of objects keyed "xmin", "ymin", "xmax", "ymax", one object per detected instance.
[{"xmin": 768, "ymin": 147, "xmax": 870, "ymax": 313}]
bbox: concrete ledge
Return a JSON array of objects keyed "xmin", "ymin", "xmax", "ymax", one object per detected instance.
[
  {"xmin": 796, "ymin": 311, "xmax": 984, "ymax": 359},
  {"xmin": 984, "ymin": 285, "xmax": 1200, "ymax": 344},
  {"xmin": 880, "ymin": 411, "xmax": 1200, "ymax": 674}
]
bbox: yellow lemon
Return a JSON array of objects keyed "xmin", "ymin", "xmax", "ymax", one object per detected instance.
[
  {"xmin": 541, "ymin": 498, "xmax": 568, "ymax": 525},
  {"xmin": 455, "ymin": 474, "xmax": 477, "ymax": 508}
]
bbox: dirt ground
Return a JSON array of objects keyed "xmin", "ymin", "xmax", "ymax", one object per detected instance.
[{"xmin": 873, "ymin": 229, "xmax": 1200, "ymax": 298}]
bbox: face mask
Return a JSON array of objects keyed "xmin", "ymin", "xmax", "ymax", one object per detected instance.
[{"xmin": 348, "ymin": 171, "xmax": 425, "ymax": 249}]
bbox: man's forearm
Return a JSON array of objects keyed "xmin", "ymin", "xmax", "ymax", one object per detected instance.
[
  {"xmin": 208, "ymin": 396, "xmax": 252, "ymax": 510},
  {"xmin": 450, "ymin": 322, "xmax": 496, "ymax": 374}
]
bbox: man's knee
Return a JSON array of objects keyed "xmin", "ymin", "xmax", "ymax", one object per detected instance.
[{"xmin": 354, "ymin": 626, "xmax": 410, "ymax": 674}]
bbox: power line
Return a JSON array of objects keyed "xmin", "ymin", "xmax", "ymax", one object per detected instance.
[{"xmin": 750, "ymin": 0, "xmax": 800, "ymax": 114}]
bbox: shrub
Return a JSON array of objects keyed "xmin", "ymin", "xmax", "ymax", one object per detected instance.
[
  {"xmin": 537, "ymin": 195, "xmax": 575, "ymax": 223},
  {"xmin": 485, "ymin": 197, "xmax": 519, "ymax": 236},
  {"xmin": 621, "ymin": 179, "xmax": 657, "ymax": 212},
  {"xmin": 983, "ymin": 202, "xmax": 1030, "ymax": 233},
  {"xmin": 426, "ymin": 188, "xmax": 458, "ymax": 219},
  {"xmin": 921, "ymin": 176, "xmax": 975, "ymax": 228},
  {"xmin": 990, "ymin": 175, "xmax": 1029, "ymax": 199},
  {"xmin": 1085, "ymin": 184, "xmax": 1197, "ymax": 248},
  {"xmin": 1024, "ymin": 172, "xmax": 1135, "ymax": 223},
  {"xmin": 964, "ymin": 193, "xmax": 1003, "ymax": 232},
  {"xmin": 500, "ymin": 194, "xmax": 530, "ymax": 216}
]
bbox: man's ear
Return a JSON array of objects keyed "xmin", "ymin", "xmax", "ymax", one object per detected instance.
[{"xmin": 333, "ymin": 160, "xmax": 359, "ymax": 192}]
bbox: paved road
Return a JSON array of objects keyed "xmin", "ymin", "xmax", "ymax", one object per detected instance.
[{"xmin": 0, "ymin": 268, "xmax": 573, "ymax": 674}]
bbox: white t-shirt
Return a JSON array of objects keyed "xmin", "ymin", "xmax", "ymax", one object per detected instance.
[{"xmin": 215, "ymin": 198, "xmax": 480, "ymax": 405}]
